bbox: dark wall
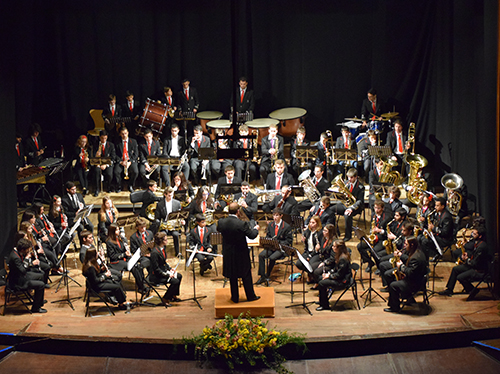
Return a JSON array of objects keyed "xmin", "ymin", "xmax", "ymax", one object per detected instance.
[{"xmin": 2, "ymin": 0, "xmax": 498, "ymax": 258}]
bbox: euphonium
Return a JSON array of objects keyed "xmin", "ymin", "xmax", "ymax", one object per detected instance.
[
  {"xmin": 254, "ymin": 187, "xmax": 281, "ymax": 203},
  {"xmin": 379, "ymin": 156, "xmax": 402, "ymax": 185},
  {"xmin": 330, "ymin": 174, "xmax": 356, "ymax": 206},
  {"xmin": 405, "ymin": 154, "xmax": 428, "ymax": 205},
  {"xmin": 298, "ymin": 169, "xmax": 321, "ymax": 204}
]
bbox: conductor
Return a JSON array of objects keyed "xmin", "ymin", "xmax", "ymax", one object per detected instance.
[{"xmin": 217, "ymin": 202, "xmax": 260, "ymax": 303}]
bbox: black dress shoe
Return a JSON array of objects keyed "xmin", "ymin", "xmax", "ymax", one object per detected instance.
[
  {"xmin": 247, "ymin": 296, "xmax": 261, "ymax": 302},
  {"xmin": 128, "ymin": 186, "xmax": 134, "ymax": 193},
  {"xmin": 403, "ymin": 297, "xmax": 417, "ymax": 306},
  {"xmin": 438, "ymin": 289, "xmax": 453, "ymax": 297},
  {"xmin": 200, "ymin": 267, "xmax": 205, "ymax": 276},
  {"xmin": 94, "ymin": 190, "xmax": 100, "ymax": 197},
  {"xmin": 170, "ymin": 296, "xmax": 181, "ymax": 302},
  {"xmin": 82, "ymin": 189, "xmax": 88, "ymax": 196},
  {"xmin": 310, "ymin": 285, "xmax": 319, "ymax": 290},
  {"xmin": 32, "ymin": 308, "xmax": 48, "ymax": 314},
  {"xmin": 316, "ymin": 306, "xmax": 330, "ymax": 311},
  {"xmin": 384, "ymin": 307, "xmax": 400, "ymax": 313},
  {"xmin": 344, "ymin": 236, "xmax": 352, "ymax": 242},
  {"xmin": 380, "ymin": 287, "xmax": 389, "ymax": 293},
  {"xmin": 468, "ymin": 288, "xmax": 479, "ymax": 299},
  {"xmin": 116, "ymin": 188, "xmax": 122, "ymax": 193}
]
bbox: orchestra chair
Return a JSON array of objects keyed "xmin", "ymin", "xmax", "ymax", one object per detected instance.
[
  {"xmin": 400, "ymin": 271, "xmax": 430, "ymax": 312},
  {"xmin": 83, "ymin": 278, "xmax": 115, "ymax": 317},
  {"xmin": 328, "ymin": 262, "xmax": 361, "ymax": 311},
  {"xmin": 466, "ymin": 258, "xmax": 496, "ymax": 301},
  {"xmin": 129, "ymin": 190, "xmax": 145, "ymax": 215},
  {"xmin": 1, "ymin": 268, "xmax": 34, "ymax": 316},
  {"xmin": 141, "ymin": 274, "xmax": 171, "ymax": 308}
]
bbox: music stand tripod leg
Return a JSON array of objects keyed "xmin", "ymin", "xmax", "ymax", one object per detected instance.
[{"xmin": 285, "ymin": 270, "xmax": 313, "ymax": 315}]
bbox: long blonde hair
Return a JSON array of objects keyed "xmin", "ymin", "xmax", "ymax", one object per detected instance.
[{"xmin": 99, "ymin": 196, "xmax": 119, "ymax": 222}]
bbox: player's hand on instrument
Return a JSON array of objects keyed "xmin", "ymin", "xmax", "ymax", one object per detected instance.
[
  {"xmin": 344, "ymin": 208, "xmax": 353, "ymax": 216},
  {"xmin": 33, "ymin": 259, "xmax": 40, "ymax": 266},
  {"xmin": 396, "ymin": 260, "xmax": 403, "ymax": 268},
  {"xmin": 254, "ymin": 224, "xmax": 260, "ymax": 230},
  {"xmin": 207, "ymin": 248, "xmax": 212, "ymax": 253},
  {"xmin": 428, "ymin": 222, "xmax": 434, "ymax": 231},
  {"xmin": 388, "ymin": 233, "xmax": 396, "ymax": 240}
]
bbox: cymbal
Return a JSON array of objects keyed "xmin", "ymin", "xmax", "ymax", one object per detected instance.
[
  {"xmin": 344, "ymin": 117, "xmax": 363, "ymax": 122},
  {"xmin": 381, "ymin": 112, "xmax": 399, "ymax": 118}
]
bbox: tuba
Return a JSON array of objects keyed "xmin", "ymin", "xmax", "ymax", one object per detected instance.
[
  {"xmin": 441, "ymin": 173, "xmax": 463, "ymax": 216},
  {"xmin": 405, "ymin": 154, "xmax": 428, "ymax": 205},
  {"xmin": 379, "ymin": 156, "xmax": 402, "ymax": 185},
  {"xmin": 329, "ymin": 174, "xmax": 356, "ymax": 206},
  {"xmin": 298, "ymin": 170, "xmax": 321, "ymax": 204}
]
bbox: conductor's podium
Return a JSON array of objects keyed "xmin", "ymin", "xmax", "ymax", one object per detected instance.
[{"xmin": 214, "ymin": 288, "xmax": 275, "ymax": 318}]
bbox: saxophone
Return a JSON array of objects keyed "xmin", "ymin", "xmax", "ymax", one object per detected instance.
[
  {"xmin": 423, "ymin": 209, "xmax": 436, "ymax": 239},
  {"xmin": 390, "ymin": 251, "xmax": 403, "ymax": 280},
  {"xmin": 455, "ymin": 228, "xmax": 469, "ymax": 265},
  {"xmin": 367, "ymin": 218, "xmax": 377, "ymax": 246},
  {"xmin": 251, "ymin": 129, "xmax": 259, "ymax": 163},
  {"xmin": 383, "ymin": 219, "xmax": 395, "ymax": 254}
]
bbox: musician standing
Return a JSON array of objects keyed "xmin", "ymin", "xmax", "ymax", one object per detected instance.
[
  {"xmin": 189, "ymin": 125, "xmax": 211, "ymax": 185},
  {"xmin": 177, "ymin": 79, "xmax": 199, "ymax": 113},
  {"xmin": 102, "ymin": 94, "xmax": 122, "ymax": 141},
  {"xmin": 385, "ymin": 118, "xmax": 409, "ymax": 174},
  {"xmin": 123, "ymin": 90, "xmax": 141, "ymax": 139},
  {"xmin": 151, "ymin": 187, "xmax": 183, "ymax": 258},
  {"xmin": 260, "ymin": 124, "xmax": 285, "ymax": 184},
  {"xmin": 138, "ymin": 128, "xmax": 161, "ymax": 187},
  {"xmin": 9, "ymin": 238, "xmax": 47, "ymax": 313},
  {"xmin": 92, "ymin": 130, "xmax": 115, "ymax": 196},
  {"xmin": 114, "ymin": 127, "xmax": 139, "ymax": 193},
  {"xmin": 316, "ymin": 132, "xmax": 334, "ymax": 182},
  {"xmin": 72, "ymin": 135, "xmax": 90, "ymax": 196},
  {"xmin": 162, "ymin": 124, "xmax": 189, "ymax": 187},
  {"xmin": 295, "ymin": 216, "xmax": 323, "ymax": 277},
  {"xmin": 230, "ymin": 76, "xmax": 255, "ymax": 115},
  {"xmin": 24, "ymin": 123, "xmax": 45, "ymax": 166},
  {"xmin": 217, "ymin": 202, "xmax": 260, "ymax": 303},
  {"xmin": 384, "ymin": 236, "xmax": 427, "ymax": 313},
  {"xmin": 330, "ymin": 168, "xmax": 364, "ymax": 241},
  {"xmin": 255, "ymin": 208, "xmax": 293, "ymax": 285}
]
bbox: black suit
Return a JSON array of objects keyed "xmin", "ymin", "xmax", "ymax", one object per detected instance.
[
  {"xmin": 24, "ymin": 135, "xmax": 44, "ymax": 166},
  {"xmin": 177, "ymin": 87, "xmax": 199, "ymax": 112},
  {"xmin": 149, "ymin": 246, "xmax": 182, "ymax": 300},
  {"xmin": 102, "ymin": 104, "xmax": 123, "ymax": 140},
  {"xmin": 357, "ymin": 211, "xmax": 392, "ymax": 266},
  {"xmin": 189, "ymin": 135, "xmax": 211, "ymax": 184},
  {"xmin": 138, "ymin": 189, "xmax": 161, "ymax": 219},
  {"xmin": 361, "ymin": 98, "xmax": 385, "ymax": 121},
  {"xmin": 421, "ymin": 209, "xmax": 454, "ymax": 258},
  {"xmin": 114, "ymin": 137, "xmax": 139, "ymax": 187},
  {"xmin": 129, "ymin": 229, "xmax": 154, "ymax": 271},
  {"xmin": 233, "ymin": 192, "xmax": 258, "ymax": 222},
  {"xmin": 265, "ymin": 172, "xmax": 294, "ymax": 191},
  {"xmin": 331, "ymin": 179, "xmax": 365, "ymax": 240},
  {"xmin": 263, "ymin": 194, "xmax": 299, "ymax": 216},
  {"xmin": 259, "ymin": 135, "xmax": 285, "ymax": 182},
  {"xmin": 61, "ymin": 192, "xmax": 94, "ymax": 235},
  {"xmin": 152, "ymin": 198, "xmax": 183, "ymax": 256},
  {"xmin": 306, "ymin": 203, "xmax": 336, "ymax": 228},
  {"xmin": 217, "ymin": 215, "xmax": 259, "ymax": 303},
  {"xmin": 8, "ymin": 249, "xmax": 45, "ymax": 311},
  {"xmin": 258, "ymin": 220, "xmax": 293, "ymax": 278},
  {"xmin": 138, "ymin": 138, "xmax": 162, "ymax": 184},
  {"xmin": 231, "ymin": 88, "xmax": 255, "ymax": 113},
  {"xmin": 188, "ymin": 226, "xmax": 214, "ymax": 273},
  {"xmin": 92, "ymin": 141, "xmax": 115, "ymax": 192}
]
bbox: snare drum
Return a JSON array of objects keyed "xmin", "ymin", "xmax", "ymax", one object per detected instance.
[
  {"xmin": 269, "ymin": 107, "xmax": 307, "ymax": 137},
  {"xmin": 246, "ymin": 118, "xmax": 279, "ymax": 145},
  {"xmin": 369, "ymin": 120, "xmax": 384, "ymax": 134},
  {"xmin": 355, "ymin": 133, "xmax": 367, "ymax": 144},
  {"xmin": 139, "ymin": 98, "xmax": 169, "ymax": 136},
  {"xmin": 196, "ymin": 111, "xmax": 223, "ymax": 139}
]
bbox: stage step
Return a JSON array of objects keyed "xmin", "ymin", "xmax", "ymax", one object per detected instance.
[{"xmin": 214, "ymin": 287, "xmax": 275, "ymax": 318}]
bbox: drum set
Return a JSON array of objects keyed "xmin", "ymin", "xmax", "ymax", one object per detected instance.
[{"xmin": 341, "ymin": 111, "xmax": 399, "ymax": 145}]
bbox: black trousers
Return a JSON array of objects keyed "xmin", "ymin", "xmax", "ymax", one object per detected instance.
[{"xmin": 229, "ymin": 270, "xmax": 257, "ymax": 303}]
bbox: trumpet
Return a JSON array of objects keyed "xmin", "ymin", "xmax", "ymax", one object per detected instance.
[
  {"xmin": 145, "ymin": 164, "xmax": 159, "ymax": 179},
  {"xmin": 254, "ymin": 187, "xmax": 281, "ymax": 203}
]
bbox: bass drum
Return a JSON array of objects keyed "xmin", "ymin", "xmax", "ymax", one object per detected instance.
[
  {"xmin": 269, "ymin": 107, "xmax": 307, "ymax": 138},
  {"xmin": 139, "ymin": 98, "xmax": 169, "ymax": 136}
]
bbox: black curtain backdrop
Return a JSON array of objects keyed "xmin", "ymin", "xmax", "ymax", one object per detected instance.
[{"xmin": 1, "ymin": 0, "xmax": 498, "ymax": 261}]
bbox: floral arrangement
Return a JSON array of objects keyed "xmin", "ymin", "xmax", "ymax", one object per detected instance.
[{"xmin": 183, "ymin": 313, "xmax": 306, "ymax": 373}]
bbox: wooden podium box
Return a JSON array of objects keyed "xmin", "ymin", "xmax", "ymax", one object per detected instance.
[{"xmin": 214, "ymin": 287, "xmax": 275, "ymax": 318}]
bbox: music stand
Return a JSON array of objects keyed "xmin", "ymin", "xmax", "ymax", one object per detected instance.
[
  {"xmin": 276, "ymin": 245, "xmax": 305, "ymax": 299},
  {"xmin": 296, "ymin": 145, "xmax": 317, "ymax": 170},
  {"xmin": 259, "ymin": 237, "xmax": 282, "ymax": 286},
  {"xmin": 51, "ymin": 241, "xmax": 82, "ymax": 310},
  {"xmin": 368, "ymin": 145, "xmax": 391, "ymax": 159},
  {"xmin": 184, "ymin": 245, "xmax": 208, "ymax": 309},
  {"xmin": 353, "ymin": 227, "xmax": 386, "ymax": 308},
  {"xmin": 175, "ymin": 112, "xmax": 196, "ymax": 145},
  {"xmin": 285, "ymin": 249, "xmax": 314, "ymax": 315},
  {"xmin": 333, "ymin": 148, "xmax": 358, "ymax": 176}
]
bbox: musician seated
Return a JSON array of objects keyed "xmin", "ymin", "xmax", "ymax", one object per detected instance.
[
  {"xmin": 138, "ymin": 129, "xmax": 161, "ymax": 187},
  {"xmin": 315, "ymin": 132, "xmax": 334, "ymax": 182},
  {"xmin": 307, "ymin": 223, "xmax": 337, "ymax": 288},
  {"xmin": 72, "ymin": 135, "xmax": 90, "ymax": 196},
  {"xmin": 259, "ymin": 124, "xmax": 285, "ymax": 185},
  {"xmin": 356, "ymin": 199, "xmax": 392, "ymax": 273},
  {"xmin": 138, "ymin": 180, "xmax": 162, "ymax": 220},
  {"xmin": 14, "ymin": 230, "xmax": 50, "ymax": 284},
  {"xmin": 334, "ymin": 126, "xmax": 357, "ymax": 174},
  {"xmin": 24, "ymin": 122, "xmax": 45, "ymax": 166},
  {"xmin": 384, "ymin": 237, "xmax": 427, "ymax": 313},
  {"xmin": 357, "ymin": 130, "xmax": 378, "ymax": 178},
  {"xmin": 32, "ymin": 202, "xmax": 62, "ymax": 256},
  {"xmin": 214, "ymin": 165, "xmax": 242, "ymax": 211},
  {"xmin": 233, "ymin": 182, "xmax": 258, "ymax": 224},
  {"xmin": 114, "ymin": 127, "xmax": 139, "ymax": 193},
  {"xmin": 211, "ymin": 128, "xmax": 233, "ymax": 180},
  {"xmin": 150, "ymin": 232, "xmax": 183, "ymax": 304},
  {"xmin": 97, "ymin": 196, "xmax": 119, "ymax": 243},
  {"xmin": 105, "ymin": 223, "xmax": 148, "ymax": 294},
  {"xmin": 420, "ymin": 197, "xmax": 454, "ymax": 260},
  {"xmin": 48, "ymin": 195, "xmax": 73, "ymax": 248},
  {"xmin": 295, "ymin": 216, "xmax": 323, "ymax": 279},
  {"xmin": 62, "ymin": 181, "xmax": 94, "ymax": 240},
  {"xmin": 161, "ymin": 124, "xmax": 189, "ymax": 187},
  {"xmin": 80, "ymin": 230, "xmax": 121, "ymax": 281},
  {"xmin": 172, "ymin": 171, "xmax": 194, "ymax": 206},
  {"xmin": 384, "ymin": 186, "xmax": 406, "ymax": 215},
  {"xmin": 255, "ymin": 208, "xmax": 293, "ymax": 285},
  {"xmin": 129, "ymin": 217, "xmax": 154, "ymax": 276},
  {"xmin": 438, "ymin": 226, "xmax": 490, "ymax": 297},
  {"xmin": 9, "ymin": 238, "xmax": 47, "ymax": 313},
  {"xmin": 188, "ymin": 214, "xmax": 215, "ymax": 276},
  {"xmin": 316, "ymin": 239, "xmax": 351, "ymax": 311},
  {"xmin": 19, "ymin": 220, "xmax": 59, "ymax": 276},
  {"xmin": 151, "ymin": 187, "xmax": 183, "ymax": 258},
  {"xmin": 82, "ymin": 247, "xmax": 130, "ymax": 310},
  {"xmin": 189, "ymin": 125, "xmax": 211, "ymax": 185},
  {"xmin": 330, "ymin": 168, "xmax": 365, "ymax": 241},
  {"xmin": 264, "ymin": 157, "xmax": 293, "ymax": 192},
  {"xmin": 233, "ymin": 124, "xmax": 258, "ymax": 182},
  {"xmin": 189, "ymin": 186, "xmax": 216, "ymax": 233},
  {"xmin": 290, "ymin": 126, "xmax": 312, "ymax": 180},
  {"xmin": 305, "ymin": 196, "xmax": 336, "ymax": 229},
  {"xmin": 92, "ymin": 130, "xmax": 115, "ymax": 195},
  {"xmin": 296, "ymin": 165, "xmax": 329, "ymax": 213},
  {"xmin": 415, "ymin": 192, "xmax": 435, "ymax": 234},
  {"xmin": 262, "ymin": 185, "xmax": 299, "ymax": 216},
  {"xmin": 379, "ymin": 222, "xmax": 414, "ymax": 291},
  {"xmin": 368, "ymin": 158, "xmax": 384, "ymax": 210}
]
